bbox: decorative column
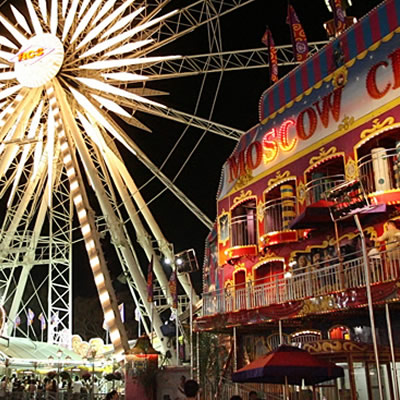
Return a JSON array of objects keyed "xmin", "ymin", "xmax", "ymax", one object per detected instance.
[{"xmin": 280, "ymin": 184, "xmax": 296, "ymax": 230}]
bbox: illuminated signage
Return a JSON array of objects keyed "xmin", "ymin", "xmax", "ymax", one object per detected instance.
[{"xmin": 14, "ymin": 34, "xmax": 64, "ymax": 88}]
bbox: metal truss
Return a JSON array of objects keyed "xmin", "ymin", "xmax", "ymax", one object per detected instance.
[{"xmin": 141, "ymin": 41, "xmax": 330, "ymax": 80}]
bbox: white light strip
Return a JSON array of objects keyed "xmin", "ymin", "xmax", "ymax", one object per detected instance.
[
  {"xmin": 25, "ymin": 0, "xmax": 44, "ymax": 35},
  {"xmin": 68, "ymin": 86, "xmax": 137, "ymax": 153},
  {"xmin": 0, "ymin": 63, "xmax": 10, "ymax": 69},
  {"xmin": 101, "ymin": 72, "xmax": 148, "ymax": 82},
  {"xmin": 77, "ymin": 77, "xmax": 164, "ymax": 107},
  {"xmin": 80, "ymin": 55, "xmax": 180, "ymax": 70},
  {"xmin": 0, "ymin": 50, "xmax": 15, "ymax": 62},
  {"xmin": 104, "ymin": 310, "xmax": 114, "ymax": 323},
  {"xmin": 38, "ymin": 0, "xmax": 47, "ymax": 24},
  {"xmin": 104, "ymin": 40, "xmax": 153, "ymax": 58},
  {"xmin": 62, "ymin": 0, "xmax": 80, "ymax": 42},
  {"xmin": 0, "ymin": 85, "xmax": 22, "ymax": 102},
  {"xmin": 70, "ymin": 0, "xmax": 104, "ymax": 44},
  {"xmin": 0, "ymin": 14, "xmax": 27, "ymax": 45},
  {"xmin": 10, "ymin": 5, "xmax": 32, "ymax": 35},
  {"xmin": 77, "ymin": 0, "xmax": 136, "ymax": 50},
  {"xmin": 32, "ymin": 126, "xmax": 43, "ymax": 180},
  {"xmin": 99, "ymin": 292, "xmax": 109, "ymax": 304},
  {"xmin": 62, "ymin": 0, "xmax": 68, "ymax": 18},
  {"xmin": 78, "ymin": 0, "xmax": 90, "ymax": 19},
  {"xmin": 0, "ymin": 71, "xmax": 16, "ymax": 80},
  {"xmin": 0, "ymin": 35, "xmax": 17, "ymax": 50},
  {"xmin": 92, "ymin": 0, "xmax": 118, "ymax": 25},
  {"xmin": 100, "ymin": 8, "xmax": 143, "ymax": 39},
  {"xmin": 91, "ymin": 94, "xmax": 132, "ymax": 119},
  {"xmin": 50, "ymin": 0, "xmax": 58, "ymax": 35}
]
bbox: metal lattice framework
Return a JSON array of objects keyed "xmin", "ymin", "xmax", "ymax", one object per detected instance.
[{"xmin": 0, "ymin": 0, "xmax": 314, "ymax": 359}]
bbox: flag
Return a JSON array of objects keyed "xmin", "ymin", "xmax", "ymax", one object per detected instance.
[
  {"xmin": 50, "ymin": 311, "xmax": 59, "ymax": 327},
  {"xmin": 330, "ymin": 0, "xmax": 346, "ymax": 35},
  {"xmin": 134, "ymin": 307, "xmax": 141, "ymax": 322},
  {"xmin": 286, "ymin": 3, "xmax": 308, "ymax": 62},
  {"xmin": 15, "ymin": 315, "xmax": 21, "ymax": 327},
  {"xmin": 168, "ymin": 269, "xmax": 178, "ymax": 309},
  {"xmin": 261, "ymin": 27, "xmax": 278, "ymax": 84},
  {"xmin": 27, "ymin": 308, "xmax": 35, "ymax": 326},
  {"xmin": 38, "ymin": 313, "xmax": 46, "ymax": 330},
  {"xmin": 147, "ymin": 255, "xmax": 154, "ymax": 303},
  {"xmin": 118, "ymin": 303, "xmax": 125, "ymax": 323}
]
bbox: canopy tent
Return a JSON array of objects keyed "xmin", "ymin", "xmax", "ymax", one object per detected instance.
[
  {"xmin": 0, "ymin": 337, "xmax": 84, "ymax": 368},
  {"xmin": 232, "ymin": 345, "xmax": 344, "ymax": 386}
]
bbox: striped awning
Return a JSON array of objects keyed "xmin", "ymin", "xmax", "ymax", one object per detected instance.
[{"xmin": 259, "ymin": 0, "xmax": 400, "ymax": 121}]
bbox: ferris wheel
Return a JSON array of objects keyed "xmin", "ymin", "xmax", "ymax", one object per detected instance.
[{"xmin": 0, "ymin": 0, "xmax": 326, "ymax": 358}]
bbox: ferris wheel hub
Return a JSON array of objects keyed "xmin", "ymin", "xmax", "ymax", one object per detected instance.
[{"xmin": 14, "ymin": 34, "xmax": 64, "ymax": 88}]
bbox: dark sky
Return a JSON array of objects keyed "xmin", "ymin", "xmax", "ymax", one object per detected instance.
[{"xmin": 0, "ymin": 0, "xmax": 386, "ymax": 319}]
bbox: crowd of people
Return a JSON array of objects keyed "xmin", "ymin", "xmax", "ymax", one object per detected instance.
[{"xmin": 0, "ymin": 374, "xmax": 108, "ymax": 400}]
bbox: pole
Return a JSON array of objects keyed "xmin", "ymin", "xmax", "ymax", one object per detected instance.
[
  {"xmin": 176, "ymin": 307, "xmax": 180, "ymax": 366},
  {"xmin": 233, "ymin": 326, "xmax": 238, "ymax": 395},
  {"xmin": 151, "ymin": 302, "xmax": 154, "ymax": 345},
  {"xmin": 386, "ymin": 303, "xmax": 400, "ymax": 400},
  {"xmin": 354, "ymin": 214, "xmax": 384, "ymax": 400},
  {"xmin": 279, "ymin": 320, "xmax": 288, "ymax": 400},
  {"xmin": 138, "ymin": 316, "xmax": 141, "ymax": 337},
  {"xmin": 196, "ymin": 331, "xmax": 200, "ymax": 383},
  {"xmin": 190, "ymin": 284, "xmax": 194, "ymax": 379}
]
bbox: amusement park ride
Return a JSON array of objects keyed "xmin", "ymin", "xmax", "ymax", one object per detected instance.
[
  {"xmin": 0, "ymin": 0, "xmax": 332, "ymax": 362},
  {"xmin": 0, "ymin": 0, "xmax": 323, "ymax": 360}
]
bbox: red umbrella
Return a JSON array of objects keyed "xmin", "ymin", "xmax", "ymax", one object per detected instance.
[{"xmin": 231, "ymin": 345, "xmax": 344, "ymax": 386}]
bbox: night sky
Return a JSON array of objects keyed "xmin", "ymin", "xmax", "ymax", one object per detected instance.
[{"xmin": 0, "ymin": 0, "xmax": 387, "ymax": 332}]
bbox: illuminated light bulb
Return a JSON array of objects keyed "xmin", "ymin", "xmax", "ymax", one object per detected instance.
[
  {"xmin": 81, "ymin": 223, "xmax": 91, "ymax": 236},
  {"xmin": 73, "ymin": 194, "xmax": 83, "ymax": 205},
  {"xmin": 90, "ymin": 256, "xmax": 100, "ymax": 267},
  {"xmin": 94, "ymin": 273, "xmax": 104, "ymax": 285},
  {"xmin": 70, "ymin": 180, "xmax": 79, "ymax": 191},
  {"xmin": 104, "ymin": 310, "xmax": 114, "ymax": 322},
  {"xmin": 99, "ymin": 292, "xmax": 109, "ymax": 304},
  {"xmin": 85, "ymin": 240, "xmax": 95, "ymax": 251},
  {"xmin": 109, "ymin": 329, "xmax": 121, "ymax": 343},
  {"xmin": 63, "ymin": 154, "xmax": 72, "ymax": 164}
]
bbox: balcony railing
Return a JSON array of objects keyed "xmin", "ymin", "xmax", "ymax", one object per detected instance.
[
  {"xmin": 358, "ymin": 147, "xmax": 400, "ymax": 194},
  {"xmin": 263, "ymin": 196, "xmax": 297, "ymax": 233},
  {"xmin": 304, "ymin": 174, "xmax": 345, "ymax": 205},
  {"xmin": 203, "ymin": 245, "xmax": 400, "ymax": 316},
  {"xmin": 230, "ymin": 213, "xmax": 257, "ymax": 246}
]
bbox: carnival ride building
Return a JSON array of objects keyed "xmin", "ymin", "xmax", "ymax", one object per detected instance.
[{"xmin": 198, "ymin": 1, "xmax": 400, "ymax": 399}]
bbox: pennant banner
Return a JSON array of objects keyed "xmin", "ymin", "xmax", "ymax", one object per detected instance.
[
  {"xmin": 286, "ymin": 4, "xmax": 308, "ymax": 62},
  {"xmin": 330, "ymin": 0, "xmax": 346, "ymax": 35},
  {"xmin": 15, "ymin": 315, "xmax": 21, "ymax": 327},
  {"xmin": 50, "ymin": 311, "xmax": 59, "ymax": 327},
  {"xmin": 118, "ymin": 303, "xmax": 125, "ymax": 323},
  {"xmin": 168, "ymin": 270, "xmax": 178, "ymax": 309},
  {"xmin": 261, "ymin": 27, "xmax": 278, "ymax": 84},
  {"xmin": 39, "ymin": 313, "xmax": 46, "ymax": 330},
  {"xmin": 147, "ymin": 255, "xmax": 154, "ymax": 303},
  {"xmin": 28, "ymin": 308, "xmax": 35, "ymax": 326}
]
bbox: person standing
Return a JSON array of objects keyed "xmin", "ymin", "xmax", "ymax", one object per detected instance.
[
  {"xmin": 183, "ymin": 380, "xmax": 199, "ymax": 400},
  {"xmin": 72, "ymin": 377, "xmax": 82, "ymax": 400}
]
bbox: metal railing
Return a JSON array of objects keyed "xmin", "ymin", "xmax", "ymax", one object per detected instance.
[
  {"xmin": 358, "ymin": 147, "xmax": 400, "ymax": 194},
  {"xmin": 263, "ymin": 196, "xmax": 297, "ymax": 233},
  {"xmin": 230, "ymin": 213, "xmax": 257, "ymax": 247},
  {"xmin": 304, "ymin": 174, "xmax": 345, "ymax": 205},
  {"xmin": 203, "ymin": 245, "xmax": 400, "ymax": 316}
]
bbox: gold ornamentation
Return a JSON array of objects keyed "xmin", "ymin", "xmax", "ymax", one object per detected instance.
[
  {"xmin": 233, "ymin": 189, "xmax": 253, "ymax": 206},
  {"xmin": 345, "ymin": 157, "xmax": 357, "ymax": 180},
  {"xmin": 304, "ymin": 340, "xmax": 369, "ymax": 354},
  {"xmin": 360, "ymin": 116, "xmax": 395, "ymax": 139},
  {"xmin": 309, "ymin": 146, "xmax": 337, "ymax": 166},
  {"xmin": 232, "ymin": 169, "xmax": 253, "ymax": 192},
  {"xmin": 301, "ymin": 295, "xmax": 337, "ymax": 315},
  {"xmin": 297, "ymin": 181, "xmax": 306, "ymax": 206},
  {"xmin": 332, "ymin": 66, "xmax": 348, "ymax": 89},
  {"xmin": 218, "ymin": 210, "xmax": 230, "ymax": 246},
  {"xmin": 338, "ymin": 115, "xmax": 354, "ymax": 132},
  {"xmin": 257, "ymin": 200, "xmax": 264, "ymax": 223},
  {"xmin": 267, "ymin": 170, "xmax": 291, "ymax": 188}
]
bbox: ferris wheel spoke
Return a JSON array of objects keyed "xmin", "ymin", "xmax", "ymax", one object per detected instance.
[
  {"xmin": 61, "ymin": 0, "xmax": 80, "ymax": 42},
  {"xmin": 141, "ymin": 41, "xmax": 330, "ymax": 80},
  {"xmin": 38, "ymin": 0, "xmax": 47, "ymax": 24},
  {"xmin": 0, "ymin": 13, "xmax": 27, "ymax": 45},
  {"xmin": 25, "ymin": 0, "xmax": 44, "ymax": 36},
  {"xmin": 46, "ymin": 83, "xmax": 129, "ymax": 357},
  {"xmin": 133, "ymin": 0, "xmax": 257, "ymax": 58},
  {"xmin": 10, "ymin": 6, "xmax": 32, "ymax": 36}
]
